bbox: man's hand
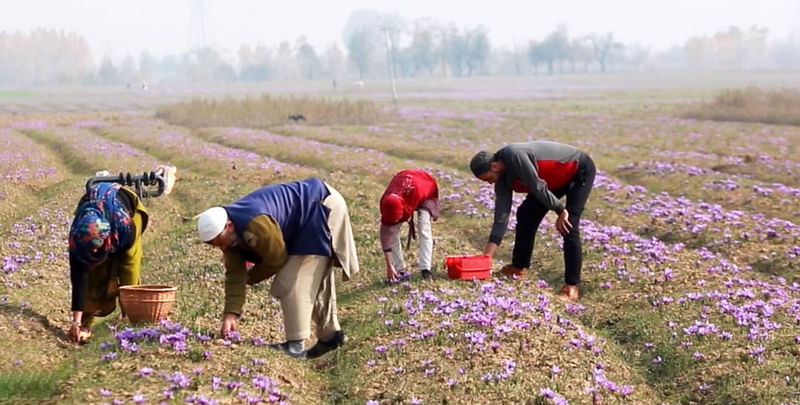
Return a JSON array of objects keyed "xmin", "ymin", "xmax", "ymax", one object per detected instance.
[
  {"xmin": 220, "ymin": 313, "xmax": 239, "ymax": 338},
  {"xmin": 483, "ymin": 242, "xmax": 498, "ymax": 258},
  {"xmin": 556, "ymin": 210, "xmax": 572, "ymax": 235}
]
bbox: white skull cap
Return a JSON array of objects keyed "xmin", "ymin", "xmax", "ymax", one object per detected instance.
[{"xmin": 197, "ymin": 206, "xmax": 228, "ymax": 242}]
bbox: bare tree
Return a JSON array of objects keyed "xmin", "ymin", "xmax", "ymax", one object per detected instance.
[
  {"xmin": 295, "ymin": 37, "xmax": 320, "ymax": 80},
  {"xmin": 410, "ymin": 19, "xmax": 437, "ymax": 76},
  {"xmin": 527, "ymin": 40, "xmax": 543, "ymax": 74},
  {"xmin": 348, "ymin": 28, "xmax": 374, "ymax": 78},
  {"xmin": 464, "ymin": 26, "xmax": 490, "ymax": 75},
  {"xmin": 324, "ymin": 43, "xmax": 345, "ymax": 80},
  {"xmin": 588, "ymin": 32, "xmax": 622, "ymax": 73}
]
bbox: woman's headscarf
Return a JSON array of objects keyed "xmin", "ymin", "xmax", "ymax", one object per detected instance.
[{"xmin": 68, "ymin": 183, "xmax": 133, "ymax": 264}]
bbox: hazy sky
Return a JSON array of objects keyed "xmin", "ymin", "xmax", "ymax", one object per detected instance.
[{"xmin": 2, "ymin": 0, "xmax": 799, "ymax": 61}]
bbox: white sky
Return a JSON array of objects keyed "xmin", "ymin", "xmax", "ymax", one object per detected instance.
[{"xmin": 1, "ymin": 0, "xmax": 798, "ymax": 62}]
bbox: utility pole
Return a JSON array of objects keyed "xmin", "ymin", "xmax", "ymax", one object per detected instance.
[
  {"xmin": 189, "ymin": 0, "xmax": 208, "ymax": 51},
  {"xmin": 382, "ymin": 26, "xmax": 399, "ymax": 113}
]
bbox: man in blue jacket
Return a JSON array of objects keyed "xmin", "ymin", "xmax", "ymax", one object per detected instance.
[{"xmin": 196, "ymin": 178, "xmax": 359, "ymax": 358}]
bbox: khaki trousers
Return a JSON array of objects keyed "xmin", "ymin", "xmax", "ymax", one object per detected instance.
[{"xmin": 270, "ymin": 255, "xmax": 340, "ymax": 341}]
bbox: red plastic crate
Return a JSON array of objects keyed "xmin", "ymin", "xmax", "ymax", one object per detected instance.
[{"xmin": 445, "ymin": 254, "xmax": 492, "ymax": 280}]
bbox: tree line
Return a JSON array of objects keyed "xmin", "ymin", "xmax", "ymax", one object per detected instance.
[{"xmin": 1, "ymin": 13, "xmax": 799, "ymax": 87}]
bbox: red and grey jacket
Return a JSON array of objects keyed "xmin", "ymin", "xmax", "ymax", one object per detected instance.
[
  {"xmin": 379, "ymin": 169, "xmax": 439, "ymax": 251},
  {"xmin": 490, "ymin": 141, "xmax": 581, "ymax": 244}
]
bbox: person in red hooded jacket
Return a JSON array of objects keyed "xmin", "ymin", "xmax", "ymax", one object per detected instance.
[{"xmin": 379, "ymin": 170, "xmax": 440, "ymax": 282}]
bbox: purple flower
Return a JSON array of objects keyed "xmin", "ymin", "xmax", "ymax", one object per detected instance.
[
  {"xmin": 652, "ymin": 356, "xmax": 662, "ymax": 364},
  {"xmin": 540, "ymin": 387, "xmax": 555, "ymax": 398},
  {"xmin": 374, "ymin": 345, "xmax": 387, "ymax": 353},
  {"xmin": 550, "ymin": 365, "xmax": 561, "ymax": 375},
  {"xmin": 133, "ymin": 393, "xmax": 145, "ymax": 404},
  {"xmin": 99, "ymin": 388, "xmax": 112, "ymax": 397},
  {"xmin": 366, "ymin": 359, "xmax": 376, "ymax": 367},
  {"xmin": 139, "ymin": 367, "xmax": 153, "ymax": 377},
  {"xmin": 168, "ymin": 371, "xmax": 191, "ymax": 388}
]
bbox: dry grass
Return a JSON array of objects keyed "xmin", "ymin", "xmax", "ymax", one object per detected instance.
[
  {"xmin": 155, "ymin": 94, "xmax": 391, "ymax": 128},
  {"xmin": 686, "ymin": 87, "xmax": 800, "ymax": 126}
]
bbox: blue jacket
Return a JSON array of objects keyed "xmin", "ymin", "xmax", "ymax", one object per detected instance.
[{"xmin": 224, "ymin": 178, "xmax": 332, "ymax": 257}]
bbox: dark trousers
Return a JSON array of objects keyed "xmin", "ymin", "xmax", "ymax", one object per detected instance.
[{"xmin": 511, "ymin": 153, "xmax": 596, "ymax": 285}]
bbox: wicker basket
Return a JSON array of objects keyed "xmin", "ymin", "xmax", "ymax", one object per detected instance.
[{"xmin": 119, "ymin": 285, "xmax": 177, "ymax": 324}]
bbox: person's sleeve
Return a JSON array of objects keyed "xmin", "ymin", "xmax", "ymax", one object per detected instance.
[
  {"xmin": 223, "ymin": 248, "xmax": 248, "ymax": 315},
  {"xmin": 380, "ymin": 223, "xmax": 401, "ymax": 251},
  {"xmin": 69, "ymin": 251, "xmax": 89, "ymax": 311},
  {"xmin": 489, "ymin": 182, "xmax": 513, "ymax": 244},
  {"xmin": 510, "ymin": 153, "xmax": 565, "ymax": 213},
  {"xmin": 244, "ymin": 215, "xmax": 288, "ymax": 285},
  {"xmin": 116, "ymin": 212, "xmax": 144, "ymax": 286}
]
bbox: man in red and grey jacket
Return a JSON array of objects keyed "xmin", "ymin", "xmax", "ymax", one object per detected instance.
[
  {"xmin": 379, "ymin": 169, "xmax": 440, "ymax": 282},
  {"xmin": 470, "ymin": 141, "xmax": 595, "ymax": 301}
]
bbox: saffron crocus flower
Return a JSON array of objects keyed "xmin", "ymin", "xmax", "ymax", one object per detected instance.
[
  {"xmin": 551, "ymin": 365, "xmax": 561, "ymax": 375},
  {"xmin": 139, "ymin": 367, "xmax": 153, "ymax": 377}
]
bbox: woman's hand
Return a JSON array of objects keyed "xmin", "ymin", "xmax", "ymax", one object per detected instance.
[
  {"xmin": 68, "ymin": 311, "xmax": 91, "ymax": 343},
  {"xmin": 68, "ymin": 322, "xmax": 82, "ymax": 342},
  {"xmin": 386, "ymin": 264, "xmax": 399, "ymax": 283}
]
